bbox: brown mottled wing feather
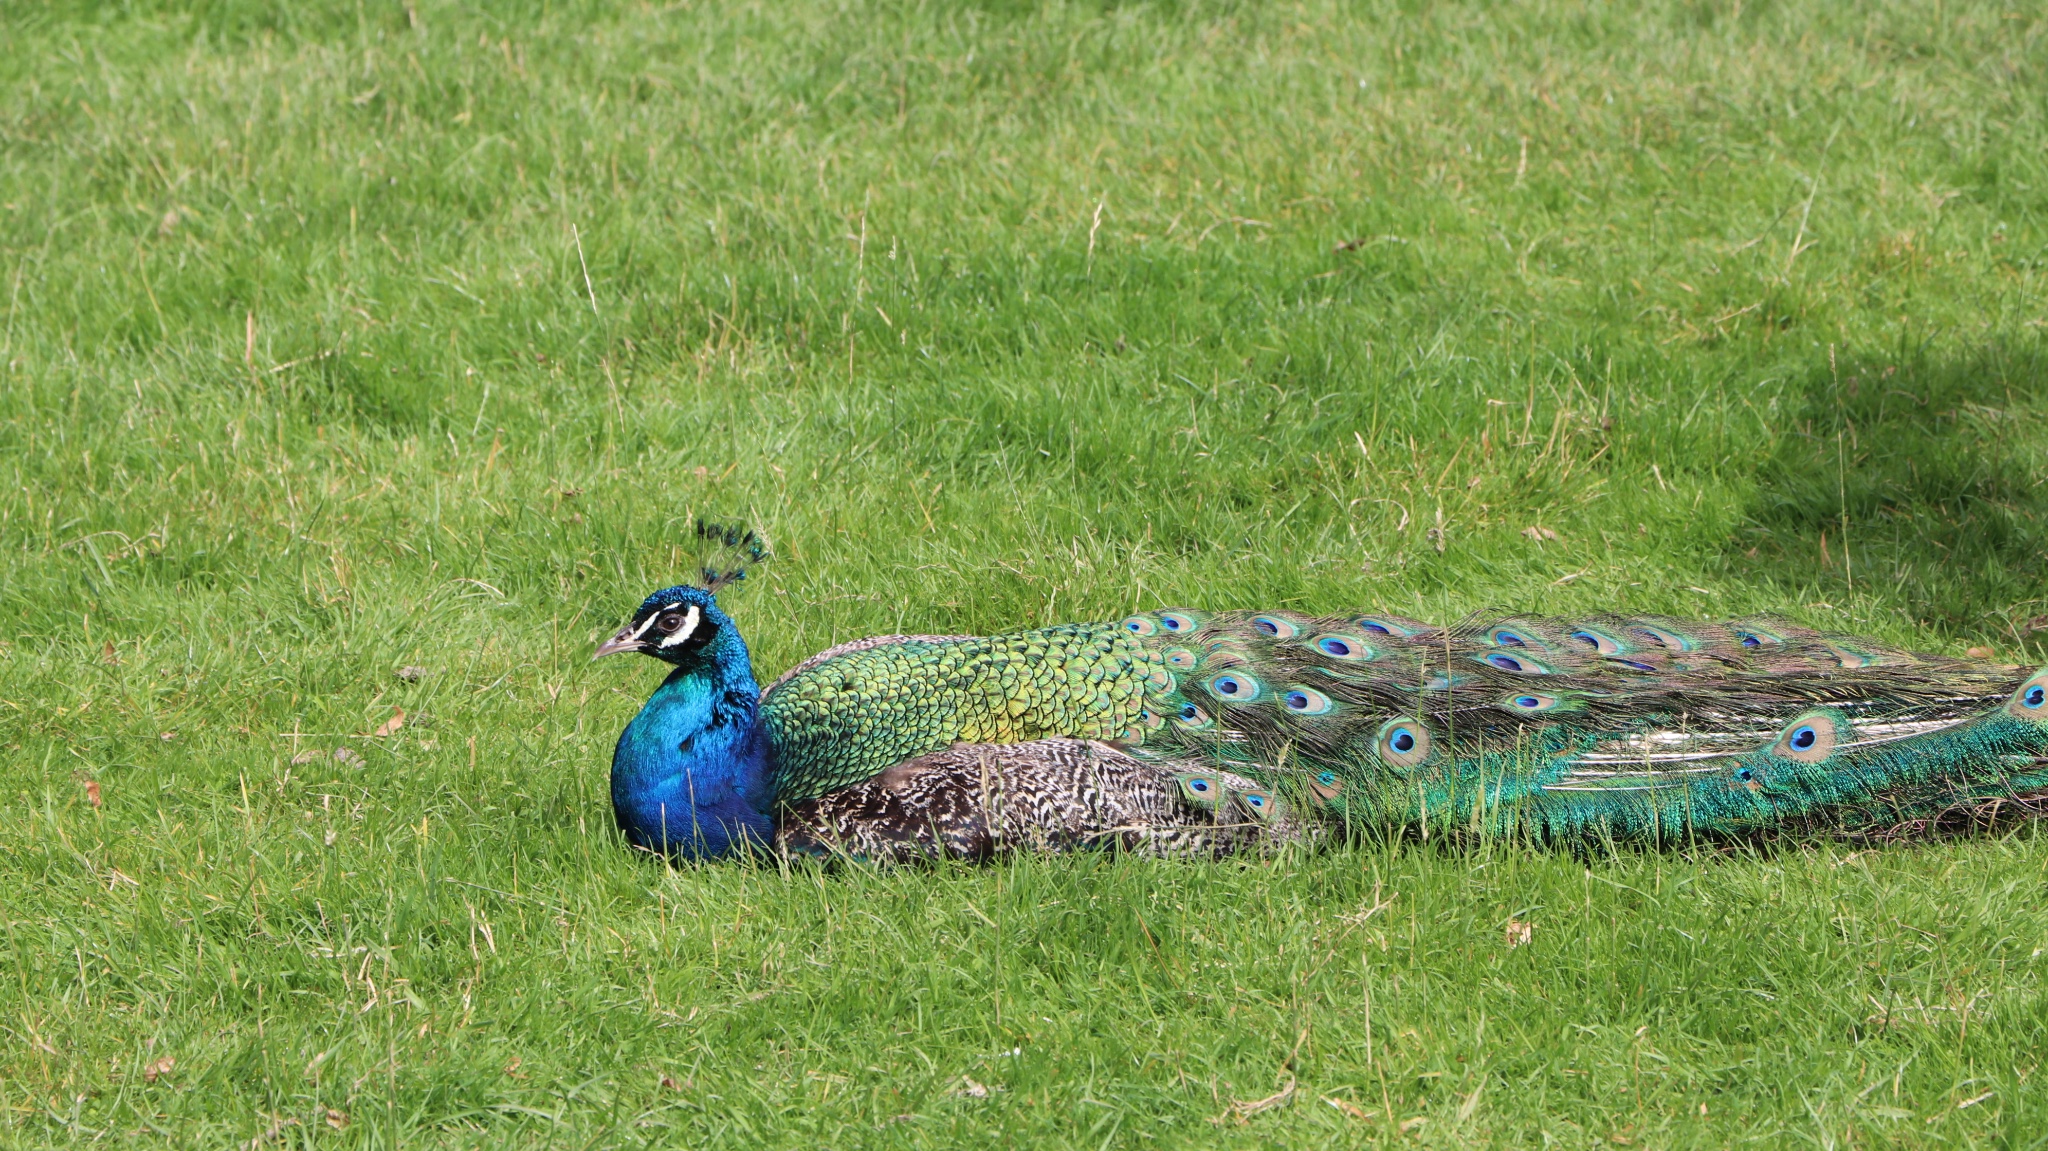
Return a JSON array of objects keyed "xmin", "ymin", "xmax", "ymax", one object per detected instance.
[{"xmin": 775, "ymin": 739, "xmax": 1301, "ymax": 863}]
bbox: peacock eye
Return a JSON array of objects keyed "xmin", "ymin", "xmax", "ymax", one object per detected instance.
[
  {"xmin": 656, "ymin": 612, "xmax": 685, "ymax": 633},
  {"xmin": 1205, "ymin": 672, "xmax": 1262, "ymax": 701},
  {"xmin": 1374, "ymin": 716, "xmax": 1431, "ymax": 767},
  {"xmin": 1251, "ymin": 615, "xmax": 1299, "ymax": 638},
  {"xmin": 1570, "ymin": 629, "xmax": 1622, "ymax": 655},
  {"xmin": 1483, "ymin": 652, "xmax": 1551, "ymax": 674}
]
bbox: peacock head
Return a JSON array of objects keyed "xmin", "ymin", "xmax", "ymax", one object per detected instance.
[
  {"xmin": 591, "ymin": 521, "xmax": 768, "ymax": 667},
  {"xmin": 592, "ymin": 584, "xmax": 734, "ymax": 666}
]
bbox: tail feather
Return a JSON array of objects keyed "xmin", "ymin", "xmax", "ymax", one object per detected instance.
[{"xmin": 1115, "ymin": 608, "xmax": 2048, "ymax": 841}]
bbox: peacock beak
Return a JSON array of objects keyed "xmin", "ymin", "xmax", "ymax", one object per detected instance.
[{"xmin": 592, "ymin": 615, "xmax": 656, "ymax": 660}]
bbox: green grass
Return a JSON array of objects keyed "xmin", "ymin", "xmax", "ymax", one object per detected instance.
[{"xmin": 4, "ymin": 0, "xmax": 2048, "ymax": 1144}]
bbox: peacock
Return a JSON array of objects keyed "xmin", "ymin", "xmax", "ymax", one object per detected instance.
[{"xmin": 594, "ymin": 524, "xmax": 2048, "ymax": 861}]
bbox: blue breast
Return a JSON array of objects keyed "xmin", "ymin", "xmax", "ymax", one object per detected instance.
[{"xmin": 610, "ymin": 665, "xmax": 772, "ymax": 857}]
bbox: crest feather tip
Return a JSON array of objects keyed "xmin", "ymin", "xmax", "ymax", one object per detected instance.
[{"xmin": 692, "ymin": 519, "xmax": 770, "ymax": 592}]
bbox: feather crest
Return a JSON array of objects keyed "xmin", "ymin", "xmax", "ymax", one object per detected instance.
[{"xmin": 691, "ymin": 520, "xmax": 769, "ymax": 591}]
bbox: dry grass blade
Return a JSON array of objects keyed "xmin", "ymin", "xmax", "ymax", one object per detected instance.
[{"xmin": 1212, "ymin": 1076, "xmax": 1296, "ymax": 1125}]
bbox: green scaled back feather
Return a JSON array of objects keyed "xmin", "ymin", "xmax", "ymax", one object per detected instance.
[
  {"xmin": 761, "ymin": 624, "xmax": 1156, "ymax": 802},
  {"xmin": 760, "ymin": 609, "xmax": 2048, "ymax": 839}
]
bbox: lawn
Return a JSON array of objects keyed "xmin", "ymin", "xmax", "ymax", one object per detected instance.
[{"xmin": 4, "ymin": 0, "xmax": 2047, "ymax": 1145}]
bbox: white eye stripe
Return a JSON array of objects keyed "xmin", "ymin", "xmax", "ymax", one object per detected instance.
[
  {"xmin": 620, "ymin": 610, "xmax": 663, "ymax": 645},
  {"xmin": 656, "ymin": 604, "xmax": 702, "ymax": 648}
]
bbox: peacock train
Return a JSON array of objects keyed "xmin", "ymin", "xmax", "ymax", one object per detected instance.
[{"xmin": 593, "ymin": 524, "xmax": 2048, "ymax": 862}]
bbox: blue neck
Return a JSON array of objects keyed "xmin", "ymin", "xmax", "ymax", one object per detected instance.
[{"xmin": 609, "ymin": 629, "xmax": 771, "ymax": 858}]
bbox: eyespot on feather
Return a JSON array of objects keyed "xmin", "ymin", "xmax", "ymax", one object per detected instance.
[
  {"xmin": 1282, "ymin": 686, "xmax": 1335, "ymax": 715},
  {"xmin": 1311, "ymin": 633, "xmax": 1379, "ymax": 661},
  {"xmin": 1120, "ymin": 615, "xmax": 1158, "ymax": 636},
  {"xmin": 1202, "ymin": 646, "xmax": 1251, "ymax": 670},
  {"xmin": 1501, "ymin": 692, "xmax": 1569, "ymax": 713},
  {"xmin": 1240, "ymin": 791, "xmax": 1281, "ymax": 822},
  {"xmin": 1828, "ymin": 644, "xmax": 1881, "ymax": 669},
  {"xmin": 1157, "ymin": 611, "xmax": 1200, "ymax": 634},
  {"xmin": 1205, "ymin": 672, "xmax": 1264, "ymax": 703},
  {"xmin": 1486, "ymin": 623, "xmax": 1553, "ymax": 650},
  {"xmin": 1250, "ymin": 615, "xmax": 1301, "ymax": 639},
  {"xmin": 1375, "ymin": 717, "xmax": 1433, "ymax": 769},
  {"xmin": 1568, "ymin": 626, "xmax": 1627, "ymax": 655},
  {"xmin": 1472, "ymin": 652, "xmax": 1555, "ymax": 675},
  {"xmin": 1173, "ymin": 702, "xmax": 1215, "ymax": 730},
  {"xmin": 1143, "ymin": 667, "xmax": 1176, "ymax": 694},
  {"xmin": 1732, "ymin": 623, "xmax": 1789, "ymax": 648},
  {"xmin": 1176, "ymin": 774, "xmax": 1223, "ymax": 808},
  {"xmin": 1163, "ymin": 647, "xmax": 1199, "ymax": 669},
  {"xmin": 1629, "ymin": 624, "xmax": 1698, "ymax": 653},
  {"xmin": 1770, "ymin": 711, "xmax": 1841, "ymax": 762},
  {"xmin": 1357, "ymin": 616, "xmax": 1425, "ymax": 638},
  {"xmin": 2009, "ymin": 669, "xmax": 2048, "ymax": 721}
]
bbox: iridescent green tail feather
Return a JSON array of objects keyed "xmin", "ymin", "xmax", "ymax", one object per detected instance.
[{"xmin": 759, "ymin": 608, "xmax": 2048, "ymax": 842}]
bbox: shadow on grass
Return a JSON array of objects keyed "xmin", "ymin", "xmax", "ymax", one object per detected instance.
[{"xmin": 1722, "ymin": 340, "xmax": 2048, "ymax": 659}]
